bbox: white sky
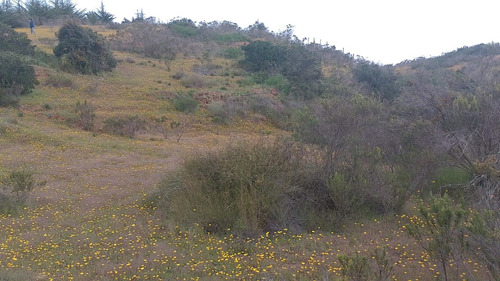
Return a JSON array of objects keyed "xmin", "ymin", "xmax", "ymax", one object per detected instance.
[{"xmin": 72, "ymin": 0, "xmax": 500, "ymax": 65}]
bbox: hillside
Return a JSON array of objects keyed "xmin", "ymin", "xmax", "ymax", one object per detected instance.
[{"xmin": 0, "ymin": 22, "xmax": 499, "ymax": 281}]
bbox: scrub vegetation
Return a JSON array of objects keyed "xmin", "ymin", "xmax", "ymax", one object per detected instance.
[{"xmin": 0, "ymin": 2, "xmax": 499, "ymax": 280}]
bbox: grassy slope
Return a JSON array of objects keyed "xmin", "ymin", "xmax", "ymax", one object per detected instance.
[{"xmin": 0, "ymin": 26, "xmax": 489, "ymax": 280}]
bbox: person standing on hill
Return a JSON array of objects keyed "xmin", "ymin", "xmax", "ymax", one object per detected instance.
[{"xmin": 29, "ymin": 18, "xmax": 36, "ymax": 35}]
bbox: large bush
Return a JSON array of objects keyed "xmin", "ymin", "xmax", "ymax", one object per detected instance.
[
  {"xmin": 0, "ymin": 23, "xmax": 35, "ymax": 56},
  {"xmin": 240, "ymin": 41, "xmax": 323, "ymax": 98},
  {"xmin": 0, "ymin": 52, "xmax": 37, "ymax": 106},
  {"xmin": 0, "ymin": 24, "xmax": 37, "ymax": 106},
  {"xmin": 153, "ymin": 140, "xmax": 336, "ymax": 236},
  {"xmin": 53, "ymin": 22, "xmax": 116, "ymax": 74},
  {"xmin": 353, "ymin": 60, "xmax": 400, "ymax": 101},
  {"xmin": 292, "ymin": 95, "xmax": 436, "ymax": 214}
]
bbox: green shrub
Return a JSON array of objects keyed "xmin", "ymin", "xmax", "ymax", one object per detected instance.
[
  {"xmin": 53, "ymin": 22, "xmax": 117, "ymax": 74},
  {"xmin": 467, "ymin": 208, "xmax": 500, "ymax": 280},
  {"xmin": 327, "ymin": 173, "xmax": 361, "ymax": 220},
  {"xmin": 167, "ymin": 18, "xmax": 199, "ymax": 37},
  {"xmin": 337, "ymin": 247, "xmax": 393, "ymax": 281},
  {"xmin": 0, "ymin": 193, "xmax": 18, "ymax": 215},
  {"xmin": 0, "ymin": 89, "xmax": 19, "ymax": 107},
  {"xmin": 406, "ymin": 194, "xmax": 468, "ymax": 281},
  {"xmin": 207, "ymin": 101, "xmax": 232, "ymax": 124},
  {"xmin": 220, "ymin": 47, "xmax": 244, "ymax": 60},
  {"xmin": 75, "ymin": 100, "xmax": 95, "ymax": 131},
  {"xmin": 430, "ymin": 166, "xmax": 472, "ymax": 195},
  {"xmin": 0, "ymin": 23, "xmax": 35, "ymax": 56},
  {"xmin": 338, "ymin": 253, "xmax": 371, "ymax": 281},
  {"xmin": 65, "ymin": 101, "xmax": 96, "ymax": 131},
  {"xmin": 103, "ymin": 115, "xmax": 145, "ymax": 138},
  {"xmin": 0, "ymin": 168, "xmax": 45, "ymax": 215},
  {"xmin": 172, "ymin": 92, "xmax": 198, "ymax": 113},
  {"xmin": 236, "ymin": 78, "xmax": 255, "ymax": 87},
  {"xmin": 180, "ymin": 73, "xmax": 210, "ymax": 89},
  {"xmin": 207, "ymin": 98, "xmax": 245, "ymax": 124},
  {"xmin": 240, "ymin": 41, "xmax": 286, "ymax": 72},
  {"xmin": 263, "ymin": 74, "xmax": 291, "ymax": 94},
  {"xmin": 0, "ymin": 52, "xmax": 38, "ymax": 106},
  {"xmin": 240, "ymin": 41, "xmax": 323, "ymax": 98},
  {"xmin": 353, "ymin": 61, "xmax": 400, "ymax": 101},
  {"xmin": 154, "ymin": 140, "xmax": 325, "ymax": 236}
]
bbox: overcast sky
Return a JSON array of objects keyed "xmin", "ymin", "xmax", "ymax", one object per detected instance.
[{"xmin": 71, "ymin": 0, "xmax": 499, "ymax": 65}]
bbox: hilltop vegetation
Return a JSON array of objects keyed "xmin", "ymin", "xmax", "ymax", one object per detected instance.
[{"xmin": 1, "ymin": 2, "xmax": 499, "ymax": 280}]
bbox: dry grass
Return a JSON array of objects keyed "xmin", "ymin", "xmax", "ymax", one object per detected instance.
[{"xmin": 0, "ymin": 26, "xmax": 492, "ymax": 280}]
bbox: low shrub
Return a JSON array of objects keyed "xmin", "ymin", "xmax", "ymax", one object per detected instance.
[
  {"xmin": 406, "ymin": 194, "xmax": 468, "ymax": 281},
  {"xmin": 65, "ymin": 101, "xmax": 96, "ymax": 131},
  {"xmin": 75, "ymin": 101, "xmax": 95, "ymax": 131},
  {"xmin": 247, "ymin": 94, "xmax": 289, "ymax": 127},
  {"xmin": 337, "ymin": 247, "xmax": 393, "ymax": 281},
  {"xmin": 206, "ymin": 98, "xmax": 245, "ymax": 124},
  {"xmin": 0, "ymin": 168, "xmax": 45, "ymax": 215},
  {"xmin": 206, "ymin": 101, "xmax": 232, "ymax": 124},
  {"xmin": 263, "ymin": 74, "xmax": 291, "ymax": 94},
  {"xmin": 180, "ymin": 73, "xmax": 211, "ymax": 89},
  {"xmin": 327, "ymin": 173, "xmax": 361, "ymax": 219},
  {"xmin": 152, "ymin": 139, "xmax": 340, "ymax": 236},
  {"xmin": 103, "ymin": 115, "xmax": 145, "ymax": 138},
  {"xmin": 172, "ymin": 92, "xmax": 198, "ymax": 113},
  {"xmin": 0, "ymin": 90, "xmax": 20, "ymax": 107},
  {"xmin": 44, "ymin": 72, "xmax": 75, "ymax": 88},
  {"xmin": 338, "ymin": 253, "xmax": 371, "ymax": 281},
  {"xmin": 220, "ymin": 47, "xmax": 244, "ymax": 60}
]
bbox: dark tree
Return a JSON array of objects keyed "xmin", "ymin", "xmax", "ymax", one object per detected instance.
[
  {"xmin": 281, "ymin": 43, "xmax": 323, "ymax": 98},
  {"xmin": 53, "ymin": 22, "xmax": 116, "ymax": 74},
  {"xmin": 50, "ymin": 0, "xmax": 84, "ymax": 18},
  {"xmin": 0, "ymin": 24, "xmax": 37, "ymax": 106},
  {"xmin": 353, "ymin": 60, "xmax": 400, "ymax": 101},
  {"xmin": 0, "ymin": 22, "xmax": 35, "ymax": 55},
  {"xmin": 24, "ymin": 0, "xmax": 52, "ymax": 25},
  {"xmin": 240, "ymin": 40, "xmax": 285, "ymax": 73},
  {"xmin": 0, "ymin": 0, "xmax": 25, "ymax": 27},
  {"xmin": 86, "ymin": 0, "xmax": 114, "ymax": 24},
  {"xmin": 241, "ymin": 41, "xmax": 322, "ymax": 98}
]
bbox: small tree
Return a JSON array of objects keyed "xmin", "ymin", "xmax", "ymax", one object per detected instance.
[{"xmin": 53, "ymin": 22, "xmax": 116, "ymax": 74}]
